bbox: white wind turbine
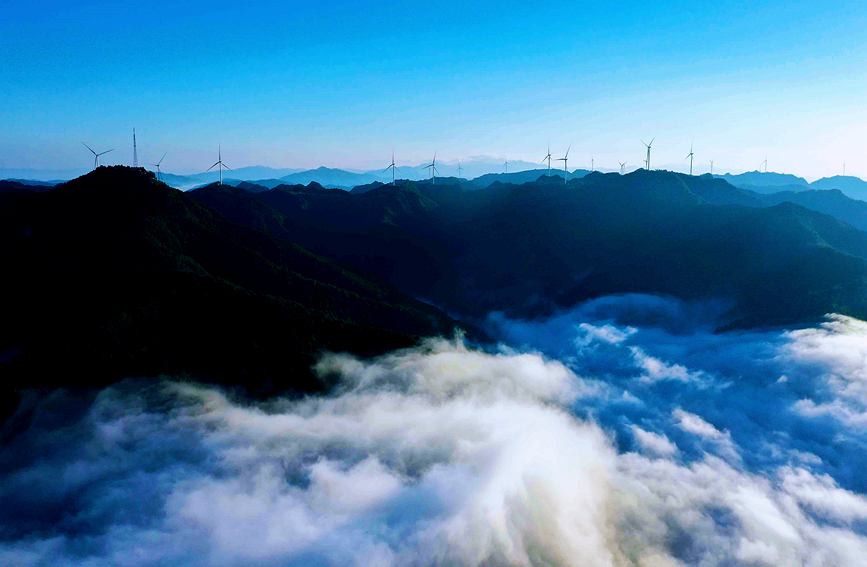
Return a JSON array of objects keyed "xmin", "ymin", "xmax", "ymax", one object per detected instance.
[
  {"xmin": 709, "ymin": 159, "xmax": 714, "ymax": 175},
  {"xmin": 556, "ymin": 144, "xmax": 571, "ymax": 184},
  {"xmin": 619, "ymin": 161, "xmax": 627, "ymax": 175},
  {"xmin": 642, "ymin": 138, "xmax": 654, "ymax": 170},
  {"xmin": 384, "ymin": 150, "xmax": 400, "ymax": 185},
  {"xmin": 206, "ymin": 145, "xmax": 232, "ymax": 185},
  {"xmin": 685, "ymin": 142, "xmax": 694, "ymax": 175},
  {"xmin": 457, "ymin": 162, "xmax": 464, "ymax": 179},
  {"xmin": 423, "ymin": 152, "xmax": 439, "ymax": 184},
  {"xmin": 149, "ymin": 152, "xmax": 168, "ymax": 182},
  {"xmin": 82, "ymin": 142, "xmax": 114, "ymax": 170},
  {"xmin": 542, "ymin": 143, "xmax": 552, "ymax": 176}
]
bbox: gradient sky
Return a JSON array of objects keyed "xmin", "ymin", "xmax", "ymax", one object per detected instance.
[{"xmin": 1, "ymin": 0, "xmax": 865, "ymax": 178}]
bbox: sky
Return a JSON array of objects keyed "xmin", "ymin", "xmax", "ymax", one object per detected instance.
[{"xmin": 1, "ymin": 0, "xmax": 865, "ymax": 179}]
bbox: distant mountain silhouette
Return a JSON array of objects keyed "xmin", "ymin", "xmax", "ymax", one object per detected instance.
[
  {"xmin": 0, "ymin": 180, "xmax": 56, "ymax": 194},
  {"xmin": 0, "ymin": 167, "xmax": 457, "ymax": 401},
  {"xmin": 469, "ymin": 169, "xmax": 587, "ymax": 188},
  {"xmin": 715, "ymin": 171, "xmax": 810, "ymax": 189},
  {"xmin": 279, "ymin": 167, "xmax": 382, "ymax": 188},
  {"xmin": 191, "ymin": 169, "xmax": 867, "ymax": 328},
  {"xmin": 810, "ymin": 175, "xmax": 867, "ymax": 201}
]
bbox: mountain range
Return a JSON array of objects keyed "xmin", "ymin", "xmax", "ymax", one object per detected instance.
[
  {"xmin": 190, "ymin": 170, "xmax": 867, "ymax": 328},
  {"xmin": 713, "ymin": 171, "xmax": 867, "ymax": 201},
  {"xmin": 0, "ymin": 167, "xmax": 456, "ymax": 404},
  {"xmin": 7, "ymin": 165, "xmax": 867, "ymax": 416}
]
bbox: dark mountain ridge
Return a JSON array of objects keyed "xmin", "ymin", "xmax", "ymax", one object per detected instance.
[
  {"xmin": 191, "ymin": 169, "xmax": 867, "ymax": 328},
  {"xmin": 0, "ymin": 167, "xmax": 457, "ymax": 401}
]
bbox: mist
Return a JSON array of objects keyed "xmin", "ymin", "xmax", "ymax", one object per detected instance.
[{"xmin": 3, "ymin": 295, "xmax": 867, "ymax": 566}]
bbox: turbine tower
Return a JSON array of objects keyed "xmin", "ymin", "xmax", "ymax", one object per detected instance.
[
  {"xmin": 843, "ymin": 163, "xmax": 846, "ymax": 176},
  {"xmin": 148, "ymin": 152, "xmax": 168, "ymax": 181},
  {"xmin": 133, "ymin": 128, "xmax": 138, "ymax": 168},
  {"xmin": 619, "ymin": 161, "xmax": 627, "ymax": 175},
  {"xmin": 685, "ymin": 142, "xmax": 694, "ymax": 175},
  {"xmin": 503, "ymin": 159, "xmax": 508, "ymax": 174},
  {"xmin": 641, "ymin": 138, "xmax": 654, "ymax": 170},
  {"xmin": 423, "ymin": 152, "xmax": 439, "ymax": 184},
  {"xmin": 206, "ymin": 145, "xmax": 232, "ymax": 185},
  {"xmin": 591, "ymin": 156, "xmax": 594, "ymax": 172},
  {"xmin": 761, "ymin": 155, "xmax": 768, "ymax": 173},
  {"xmin": 542, "ymin": 143, "xmax": 552, "ymax": 176},
  {"xmin": 82, "ymin": 142, "xmax": 113, "ymax": 170},
  {"xmin": 556, "ymin": 144, "xmax": 571, "ymax": 184},
  {"xmin": 384, "ymin": 150, "xmax": 400, "ymax": 185},
  {"xmin": 457, "ymin": 162, "xmax": 463, "ymax": 179},
  {"xmin": 709, "ymin": 159, "xmax": 714, "ymax": 175}
]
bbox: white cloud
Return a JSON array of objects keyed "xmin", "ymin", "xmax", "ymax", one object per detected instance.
[
  {"xmin": 783, "ymin": 314, "xmax": 867, "ymax": 426},
  {"xmin": 575, "ymin": 323, "xmax": 636, "ymax": 347},
  {"xmin": 630, "ymin": 426, "xmax": 679, "ymax": 458},
  {"xmin": 630, "ymin": 347, "xmax": 711, "ymax": 386},
  {"xmin": 6, "ymin": 310, "xmax": 867, "ymax": 566}
]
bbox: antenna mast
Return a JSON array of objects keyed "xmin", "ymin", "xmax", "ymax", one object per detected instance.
[{"xmin": 133, "ymin": 128, "xmax": 138, "ymax": 168}]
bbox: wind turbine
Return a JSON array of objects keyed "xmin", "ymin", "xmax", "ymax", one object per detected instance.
[
  {"xmin": 206, "ymin": 145, "xmax": 232, "ymax": 185},
  {"xmin": 619, "ymin": 161, "xmax": 627, "ymax": 175},
  {"xmin": 843, "ymin": 163, "xmax": 846, "ymax": 176},
  {"xmin": 556, "ymin": 144, "xmax": 571, "ymax": 184},
  {"xmin": 542, "ymin": 143, "xmax": 552, "ymax": 176},
  {"xmin": 82, "ymin": 142, "xmax": 113, "ymax": 170},
  {"xmin": 148, "ymin": 152, "xmax": 168, "ymax": 181},
  {"xmin": 384, "ymin": 150, "xmax": 400, "ymax": 185},
  {"xmin": 761, "ymin": 155, "xmax": 768, "ymax": 173},
  {"xmin": 641, "ymin": 138, "xmax": 654, "ymax": 170},
  {"xmin": 709, "ymin": 159, "xmax": 714, "ymax": 175},
  {"xmin": 503, "ymin": 159, "xmax": 508, "ymax": 174},
  {"xmin": 685, "ymin": 142, "xmax": 694, "ymax": 175},
  {"xmin": 591, "ymin": 156, "xmax": 594, "ymax": 172},
  {"xmin": 423, "ymin": 152, "xmax": 439, "ymax": 184},
  {"xmin": 457, "ymin": 162, "xmax": 463, "ymax": 179}
]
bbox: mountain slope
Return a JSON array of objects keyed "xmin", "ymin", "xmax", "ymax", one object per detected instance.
[
  {"xmin": 0, "ymin": 167, "xmax": 457, "ymax": 396},
  {"xmin": 189, "ymin": 169, "xmax": 867, "ymax": 328}
]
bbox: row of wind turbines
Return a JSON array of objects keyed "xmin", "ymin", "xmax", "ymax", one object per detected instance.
[
  {"xmin": 82, "ymin": 132, "xmax": 230, "ymax": 184},
  {"xmin": 387, "ymin": 139, "xmax": 718, "ymax": 187},
  {"xmin": 84, "ymin": 131, "xmax": 794, "ymax": 186}
]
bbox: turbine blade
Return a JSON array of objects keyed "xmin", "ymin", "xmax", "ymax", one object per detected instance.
[
  {"xmin": 222, "ymin": 164, "xmax": 232, "ymax": 171},
  {"xmin": 98, "ymin": 149, "xmax": 114, "ymax": 156},
  {"xmin": 158, "ymin": 152, "xmax": 167, "ymax": 165},
  {"xmin": 82, "ymin": 142, "xmax": 96, "ymax": 155},
  {"xmin": 207, "ymin": 162, "xmax": 220, "ymax": 171}
]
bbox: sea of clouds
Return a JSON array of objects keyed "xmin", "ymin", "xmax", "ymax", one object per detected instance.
[{"xmin": 2, "ymin": 294, "xmax": 867, "ymax": 566}]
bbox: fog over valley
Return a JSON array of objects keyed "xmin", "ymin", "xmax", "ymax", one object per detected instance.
[{"xmin": 4, "ymin": 297, "xmax": 867, "ymax": 565}]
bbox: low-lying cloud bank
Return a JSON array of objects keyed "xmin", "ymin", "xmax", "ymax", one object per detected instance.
[{"xmin": 3, "ymin": 295, "xmax": 867, "ymax": 566}]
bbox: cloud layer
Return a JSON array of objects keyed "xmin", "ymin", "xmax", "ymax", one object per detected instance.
[{"xmin": 2, "ymin": 295, "xmax": 867, "ymax": 566}]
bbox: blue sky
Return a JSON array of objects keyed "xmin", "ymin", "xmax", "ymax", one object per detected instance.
[{"xmin": 1, "ymin": 0, "xmax": 865, "ymax": 178}]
